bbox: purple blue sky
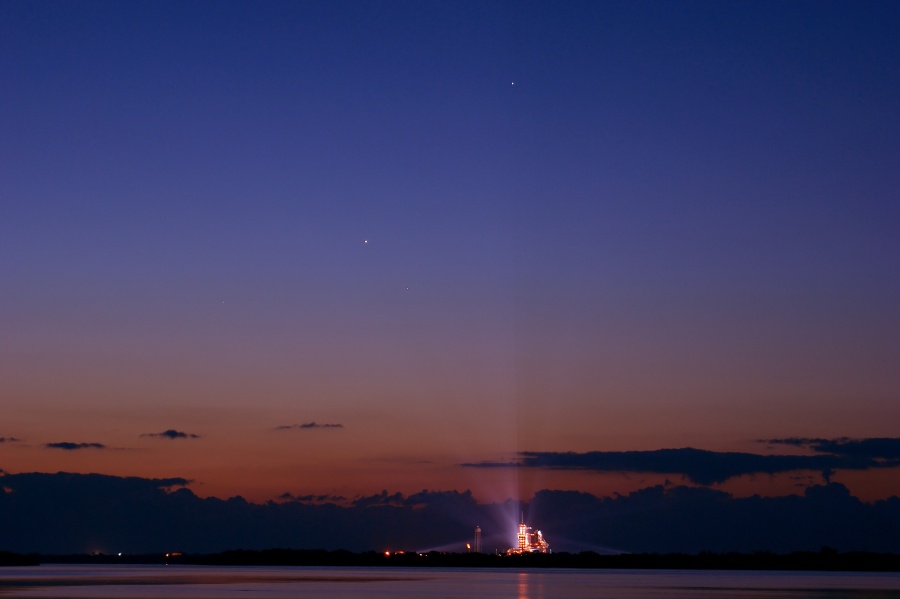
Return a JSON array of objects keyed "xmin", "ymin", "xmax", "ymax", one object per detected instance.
[{"xmin": 2, "ymin": 1, "xmax": 899, "ymax": 506}]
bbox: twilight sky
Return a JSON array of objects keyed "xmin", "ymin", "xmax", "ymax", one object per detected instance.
[{"xmin": 2, "ymin": 0, "xmax": 899, "ymax": 509}]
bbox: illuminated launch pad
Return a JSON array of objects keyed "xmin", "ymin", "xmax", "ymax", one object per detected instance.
[{"xmin": 506, "ymin": 514, "xmax": 550, "ymax": 554}]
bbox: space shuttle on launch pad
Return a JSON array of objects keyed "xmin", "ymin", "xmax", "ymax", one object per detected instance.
[{"xmin": 506, "ymin": 512, "xmax": 550, "ymax": 554}]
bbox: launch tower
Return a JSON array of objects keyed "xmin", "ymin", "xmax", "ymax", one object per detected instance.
[{"xmin": 506, "ymin": 513, "xmax": 550, "ymax": 554}]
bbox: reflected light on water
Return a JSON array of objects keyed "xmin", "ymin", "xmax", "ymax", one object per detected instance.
[
  {"xmin": 518, "ymin": 572, "xmax": 528, "ymax": 599},
  {"xmin": 2, "ymin": 565, "xmax": 900, "ymax": 599},
  {"xmin": 517, "ymin": 572, "xmax": 547, "ymax": 599}
]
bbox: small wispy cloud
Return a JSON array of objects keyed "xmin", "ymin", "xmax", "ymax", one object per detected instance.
[
  {"xmin": 141, "ymin": 429, "xmax": 201, "ymax": 440},
  {"xmin": 279, "ymin": 492, "xmax": 347, "ymax": 505},
  {"xmin": 0, "ymin": 437, "xmax": 22, "ymax": 443},
  {"xmin": 45, "ymin": 442, "xmax": 107, "ymax": 451},
  {"xmin": 274, "ymin": 422, "xmax": 344, "ymax": 431},
  {"xmin": 360, "ymin": 455, "xmax": 434, "ymax": 465}
]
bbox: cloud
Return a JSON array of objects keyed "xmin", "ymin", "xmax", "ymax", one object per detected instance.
[
  {"xmin": 763, "ymin": 437, "xmax": 900, "ymax": 459},
  {"xmin": 280, "ymin": 493, "xmax": 347, "ymax": 505},
  {"xmin": 462, "ymin": 447, "xmax": 900, "ymax": 485},
  {"xmin": 352, "ymin": 490, "xmax": 406, "ymax": 508},
  {"xmin": 44, "ymin": 442, "xmax": 107, "ymax": 451},
  {"xmin": 360, "ymin": 456, "xmax": 434, "ymax": 465},
  {"xmin": 0, "ymin": 437, "xmax": 22, "ymax": 443},
  {"xmin": 274, "ymin": 422, "xmax": 344, "ymax": 430},
  {"xmin": 141, "ymin": 429, "xmax": 201, "ymax": 440}
]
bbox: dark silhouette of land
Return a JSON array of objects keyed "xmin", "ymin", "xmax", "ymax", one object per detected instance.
[
  {"xmin": 0, "ymin": 551, "xmax": 39, "ymax": 566},
  {"xmin": 11, "ymin": 548, "xmax": 900, "ymax": 572}
]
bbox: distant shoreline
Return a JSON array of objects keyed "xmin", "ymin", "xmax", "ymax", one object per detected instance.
[{"xmin": 4, "ymin": 548, "xmax": 900, "ymax": 572}]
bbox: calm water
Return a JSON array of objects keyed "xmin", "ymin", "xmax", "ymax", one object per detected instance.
[{"xmin": 2, "ymin": 565, "xmax": 900, "ymax": 599}]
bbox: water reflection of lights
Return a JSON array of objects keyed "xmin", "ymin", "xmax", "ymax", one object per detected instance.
[{"xmin": 516, "ymin": 572, "xmax": 546, "ymax": 599}]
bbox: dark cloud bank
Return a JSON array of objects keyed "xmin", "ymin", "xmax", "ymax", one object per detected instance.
[
  {"xmin": 464, "ymin": 444, "xmax": 900, "ymax": 485},
  {"xmin": 764, "ymin": 437, "xmax": 900, "ymax": 459},
  {"xmin": 1, "ymin": 472, "xmax": 900, "ymax": 555}
]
